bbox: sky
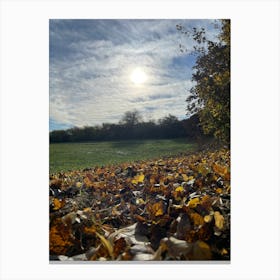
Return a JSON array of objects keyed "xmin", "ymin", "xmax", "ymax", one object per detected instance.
[{"xmin": 49, "ymin": 19, "xmax": 219, "ymax": 131}]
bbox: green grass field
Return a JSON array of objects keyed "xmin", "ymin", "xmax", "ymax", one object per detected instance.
[{"xmin": 49, "ymin": 138, "xmax": 197, "ymax": 174}]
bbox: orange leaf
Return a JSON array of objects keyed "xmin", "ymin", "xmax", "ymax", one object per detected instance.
[
  {"xmin": 52, "ymin": 198, "xmax": 64, "ymax": 210},
  {"xmin": 49, "ymin": 219, "xmax": 75, "ymax": 255},
  {"xmin": 215, "ymin": 188, "xmax": 223, "ymax": 194},
  {"xmin": 148, "ymin": 201, "xmax": 164, "ymax": 217},
  {"xmin": 84, "ymin": 226, "xmax": 96, "ymax": 235},
  {"xmin": 213, "ymin": 163, "xmax": 229, "ymax": 178},
  {"xmin": 190, "ymin": 212, "xmax": 204, "ymax": 226},
  {"xmin": 84, "ymin": 177, "xmax": 93, "ymax": 187}
]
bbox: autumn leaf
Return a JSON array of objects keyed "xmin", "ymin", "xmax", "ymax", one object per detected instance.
[
  {"xmin": 175, "ymin": 186, "xmax": 184, "ymax": 192},
  {"xmin": 83, "ymin": 176, "xmax": 93, "ymax": 187},
  {"xmin": 49, "ymin": 219, "xmax": 76, "ymax": 255},
  {"xmin": 52, "ymin": 198, "xmax": 64, "ymax": 210},
  {"xmin": 136, "ymin": 198, "xmax": 145, "ymax": 205},
  {"xmin": 182, "ymin": 174, "xmax": 189, "ymax": 181},
  {"xmin": 197, "ymin": 164, "xmax": 209, "ymax": 176},
  {"xmin": 176, "ymin": 213, "xmax": 192, "ymax": 240},
  {"xmin": 113, "ymin": 237, "xmax": 127, "ymax": 258},
  {"xmin": 204, "ymin": 215, "xmax": 213, "ymax": 223},
  {"xmin": 215, "ymin": 188, "xmax": 223, "ymax": 194},
  {"xmin": 212, "ymin": 163, "xmax": 229, "ymax": 178},
  {"xmin": 147, "ymin": 201, "xmax": 164, "ymax": 217},
  {"xmin": 131, "ymin": 173, "xmax": 145, "ymax": 184},
  {"xmin": 191, "ymin": 241, "xmax": 212, "ymax": 260},
  {"xmin": 96, "ymin": 232, "xmax": 114, "ymax": 259},
  {"xmin": 190, "ymin": 212, "xmax": 204, "ymax": 226},
  {"xmin": 83, "ymin": 226, "xmax": 96, "ymax": 235},
  {"xmin": 214, "ymin": 211, "xmax": 225, "ymax": 230},
  {"xmin": 173, "ymin": 186, "xmax": 184, "ymax": 201},
  {"xmin": 187, "ymin": 197, "xmax": 200, "ymax": 208}
]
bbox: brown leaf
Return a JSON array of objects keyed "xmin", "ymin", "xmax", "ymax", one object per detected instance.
[
  {"xmin": 176, "ymin": 213, "xmax": 192, "ymax": 240},
  {"xmin": 113, "ymin": 237, "xmax": 127, "ymax": 258},
  {"xmin": 49, "ymin": 218, "xmax": 76, "ymax": 255},
  {"xmin": 191, "ymin": 240, "xmax": 212, "ymax": 260}
]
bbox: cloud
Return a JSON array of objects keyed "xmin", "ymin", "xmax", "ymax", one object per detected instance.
[{"xmin": 49, "ymin": 19, "xmax": 218, "ymax": 130}]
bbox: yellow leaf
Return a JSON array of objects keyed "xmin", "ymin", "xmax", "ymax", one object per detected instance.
[
  {"xmin": 175, "ymin": 186, "xmax": 184, "ymax": 192},
  {"xmin": 96, "ymin": 232, "xmax": 114, "ymax": 259},
  {"xmin": 197, "ymin": 164, "xmax": 209, "ymax": 176},
  {"xmin": 204, "ymin": 215, "xmax": 213, "ymax": 223},
  {"xmin": 215, "ymin": 188, "xmax": 223, "ymax": 194},
  {"xmin": 53, "ymin": 198, "xmax": 64, "ymax": 210},
  {"xmin": 131, "ymin": 173, "xmax": 145, "ymax": 184},
  {"xmin": 214, "ymin": 211, "xmax": 225, "ymax": 230},
  {"xmin": 136, "ymin": 198, "xmax": 145, "ymax": 205},
  {"xmin": 187, "ymin": 197, "xmax": 200, "ymax": 208},
  {"xmin": 221, "ymin": 248, "xmax": 228, "ymax": 255},
  {"xmin": 182, "ymin": 174, "xmax": 188, "ymax": 181},
  {"xmin": 83, "ymin": 207, "xmax": 92, "ymax": 213},
  {"xmin": 173, "ymin": 186, "xmax": 185, "ymax": 201},
  {"xmin": 154, "ymin": 202, "xmax": 164, "ymax": 216}
]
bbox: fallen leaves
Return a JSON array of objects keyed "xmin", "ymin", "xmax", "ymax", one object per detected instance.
[
  {"xmin": 131, "ymin": 173, "xmax": 145, "ymax": 184},
  {"xmin": 49, "ymin": 148, "xmax": 230, "ymax": 261}
]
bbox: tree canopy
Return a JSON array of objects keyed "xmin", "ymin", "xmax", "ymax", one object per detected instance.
[{"xmin": 179, "ymin": 20, "xmax": 230, "ymax": 144}]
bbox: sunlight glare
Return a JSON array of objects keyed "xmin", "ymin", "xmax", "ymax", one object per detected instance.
[{"xmin": 130, "ymin": 68, "xmax": 147, "ymax": 84}]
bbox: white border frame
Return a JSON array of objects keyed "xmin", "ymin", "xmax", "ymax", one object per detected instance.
[{"xmin": 1, "ymin": 0, "xmax": 279, "ymax": 279}]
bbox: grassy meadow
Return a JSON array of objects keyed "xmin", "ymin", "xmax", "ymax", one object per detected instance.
[{"xmin": 49, "ymin": 138, "xmax": 197, "ymax": 173}]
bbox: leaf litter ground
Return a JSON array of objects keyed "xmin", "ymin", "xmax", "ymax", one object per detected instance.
[{"xmin": 49, "ymin": 148, "xmax": 230, "ymax": 261}]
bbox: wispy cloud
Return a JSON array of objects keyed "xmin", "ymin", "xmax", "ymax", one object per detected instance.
[{"xmin": 49, "ymin": 19, "xmax": 218, "ymax": 130}]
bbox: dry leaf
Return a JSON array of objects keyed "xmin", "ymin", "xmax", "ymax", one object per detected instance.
[
  {"xmin": 204, "ymin": 215, "xmax": 213, "ymax": 223},
  {"xmin": 52, "ymin": 198, "xmax": 64, "ymax": 210},
  {"xmin": 191, "ymin": 240, "xmax": 212, "ymax": 260},
  {"xmin": 214, "ymin": 211, "xmax": 225, "ymax": 230},
  {"xmin": 131, "ymin": 173, "xmax": 145, "ymax": 184},
  {"xmin": 187, "ymin": 197, "xmax": 200, "ymax": 208}
]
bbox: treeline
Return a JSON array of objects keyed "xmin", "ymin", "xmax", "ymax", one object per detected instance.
[{"xmin": 50, "ymin": 112, "xmax": 202, "ymax": 143}]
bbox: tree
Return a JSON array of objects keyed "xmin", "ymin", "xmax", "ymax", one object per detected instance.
[
  {"xmin": 120, "ymin": 110, "xmax": 143, "ymax": 127},
  {"xmin": 179, "ymin": 20, "xmax": 230, "ymax": 144}
]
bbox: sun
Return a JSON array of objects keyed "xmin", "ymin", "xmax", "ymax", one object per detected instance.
[{"xmin": 130, "ymin": 68, "xmax": 147, "ymax": 84}]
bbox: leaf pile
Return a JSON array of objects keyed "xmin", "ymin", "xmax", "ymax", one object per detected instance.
[{"xmin": 49, "ymin": 148, "xmax": 230, "ymax": 261}]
